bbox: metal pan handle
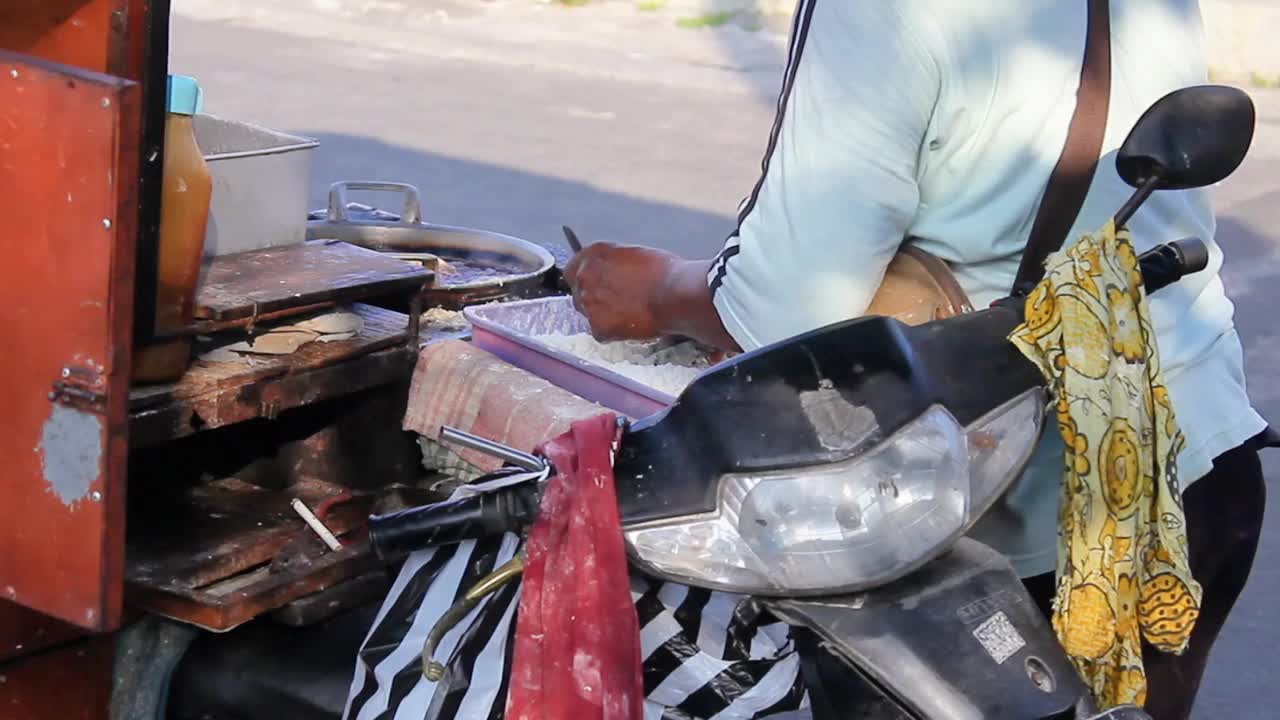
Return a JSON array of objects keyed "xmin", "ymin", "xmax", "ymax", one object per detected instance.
[{"xmin": 325, "ymin": 181, "xmax": 424, "ymax": 225}]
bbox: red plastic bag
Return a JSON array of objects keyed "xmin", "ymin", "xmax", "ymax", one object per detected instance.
[{"xmin": 505, "ymin": 413, "xmax": 644, "ymax": 720}]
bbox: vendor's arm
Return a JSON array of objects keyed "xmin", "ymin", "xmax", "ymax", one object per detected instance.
[
  {"xmin": 567, "ymin": 3, "xmax": 939, "ymax": 352},
  {"xmin": 564, "ymin": 247, "xmax": 738, "ymax": 349}
]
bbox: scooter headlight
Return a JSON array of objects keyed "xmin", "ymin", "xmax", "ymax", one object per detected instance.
[{"xmin": 623, "ymin": 389, "xmax": 1045, "ymax": 595}]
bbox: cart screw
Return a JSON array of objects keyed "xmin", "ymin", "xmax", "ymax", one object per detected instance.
[
  {"xmin": 90, "ymin": 491, "xmax": 103, "ymax": 503},
  {"xmin": 101, "ymin": 97, "xmax": 111, "ymax": 108},
  {"xmin": 8, "ymin": 69, "xmax": 16, "ymax": 79},
  {"xmin": 102, "ymin": 218, "xmax": 112, "ymax": 230},
  {"xmin": 61, "ymin": 367, "xmax": 71, "ymax": 378}
]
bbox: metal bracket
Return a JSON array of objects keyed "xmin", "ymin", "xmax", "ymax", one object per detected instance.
[
  {"xmin": 438, "ymin": 426, "xmax": 545, "ymax": 472},
  {"xmin": 49, "ymin": 365, "xmax": 107, "ymax": 415},
  {"xmin": 259, "ymin": 399, "xmax": 281, "ymax": 421},
  {"xmin": 258, "ymin": 384, "xmax": 284, "ymax": 421}
]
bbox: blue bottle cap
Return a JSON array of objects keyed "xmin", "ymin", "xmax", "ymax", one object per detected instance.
[{"xmin": 166, "ymin": 75, "xmax": 204, "ymax": 116}]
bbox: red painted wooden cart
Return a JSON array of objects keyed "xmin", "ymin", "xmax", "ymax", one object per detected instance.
[{"xmin": 0, "ymin": 4, "xmax": 441, "ymax": 716}]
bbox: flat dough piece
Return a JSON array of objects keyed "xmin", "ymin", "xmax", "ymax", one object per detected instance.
[{"xmin": 223, "ymin": 329, "xmax": 320, "ymax": 355}]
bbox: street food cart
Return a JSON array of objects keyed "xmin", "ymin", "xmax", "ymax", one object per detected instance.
[{"xmin": 0, "ymin": 3, "xmax": 573, "ymax": 717}]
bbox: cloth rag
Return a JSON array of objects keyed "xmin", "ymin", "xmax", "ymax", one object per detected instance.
[
  {"xmin": 504, "ymin": 413, "xmax": 644, "ymax": 720},
  {"xmin": 1009, "ymin": 220, "xmax": 1201, "ymax": 708}
]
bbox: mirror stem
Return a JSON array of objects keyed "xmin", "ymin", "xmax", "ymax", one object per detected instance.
[{"xmin": 1113, "ymin": 171, "xmax": 1163, "ymax": 229}]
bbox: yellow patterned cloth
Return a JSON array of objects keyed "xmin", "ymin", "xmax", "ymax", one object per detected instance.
[{"xmin": 1008, "ymin": 221, "xmax": 1202, "ymax": 708}]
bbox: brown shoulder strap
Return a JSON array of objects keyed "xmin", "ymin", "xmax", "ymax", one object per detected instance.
[{"xmin": 1012, "ymin": 0, "xmax": 1112, "ymax": 295}]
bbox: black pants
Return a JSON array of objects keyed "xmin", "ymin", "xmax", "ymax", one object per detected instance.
[{"xmin": 1022, "ymin": 432, "xmax": 1272, "ymax": 720}]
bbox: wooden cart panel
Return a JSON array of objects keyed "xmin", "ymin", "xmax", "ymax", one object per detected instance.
[{"xmin": 0, "ymin": 51, "xmax": 139, "ymax": 631}]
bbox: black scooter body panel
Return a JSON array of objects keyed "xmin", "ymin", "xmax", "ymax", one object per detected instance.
[{"xmin": 766, "ymin": 539, "xmax": 1087, "ymax": 720}]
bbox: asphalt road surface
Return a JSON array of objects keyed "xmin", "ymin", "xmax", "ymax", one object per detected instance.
[{"xmin": 172, "ymin": 6, "xmax": 1279, "ymax": 716}]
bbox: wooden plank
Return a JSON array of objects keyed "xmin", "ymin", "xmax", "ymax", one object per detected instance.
[
  {"xmin": 126, "ymin": 540, "xmax": 380, "ymax": 632},
  {"xmin": 127, "ymin": 479, "xmax": 373, "ymax": 591},
  {"xmin": 127, "ymin": 306, "xmax": 416, "ymax": 447},
  {"xmin": 132, "ymin": 304, "xmax": 409, "ymax": 403},
  {"xmin": 185, "ymin": 301, "xmax": 338, "ymax": 335},
  {"xmin": 125, "ymin": 472, "xmax": 385, "ymax": 632},
  {"xmin": 129, "ymin": 346, "xmax": 416, "ymax": 447},
  {"xmin": 270, "ymin": 569, "xmax": 392, "ymax": 627},
  {"xmin": 0, "ymin": 52, "xmax": 139, "ymax": 631},
  {"xmin": 192, "ymin": 240, "xmax": 430, "ymax": 322}
]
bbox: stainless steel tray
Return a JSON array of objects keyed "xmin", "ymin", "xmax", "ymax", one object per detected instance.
[{"xmin": 194, "ymin": 114, "xmax": 318, "ymax": 258}]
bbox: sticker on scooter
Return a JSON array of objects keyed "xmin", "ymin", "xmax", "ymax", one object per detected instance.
[{"xmin": 972, "ymin": 611, "xmax": 1027, "ymax": 664}]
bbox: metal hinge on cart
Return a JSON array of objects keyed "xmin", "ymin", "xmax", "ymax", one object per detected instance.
[{"xmin": 49, "ymin": 364, "xmax": 107, "ymax": 414}]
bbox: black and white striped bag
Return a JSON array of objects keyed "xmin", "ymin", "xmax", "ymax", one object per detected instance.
[{"xmin": 342, "ymin": 532, "xmax": 812, "ymax": 720}]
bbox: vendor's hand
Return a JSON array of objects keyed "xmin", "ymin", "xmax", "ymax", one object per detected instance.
[{"xmin": 563, "ymin": 242, "xmax": 679, "ymax": 341}]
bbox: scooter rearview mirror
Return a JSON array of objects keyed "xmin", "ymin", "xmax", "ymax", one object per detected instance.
[
  {"xmin": 1113, "ymin": 84, "xmax": 1255, "ymax": 226},
  {"xmin": 1117, "ymin": 84, "xmax": 1255, "ymax": 190}
]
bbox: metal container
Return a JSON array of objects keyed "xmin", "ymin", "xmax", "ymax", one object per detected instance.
[
  {"xmin": 193, "ymin": 113, "xmax": 319, "ymax": 258},
  {"xmin": 465, "ymin": 296, "xmax": 679, "ymax": 418},
  {"xmin": 306, "ymin": 182, "xmax": 557, "ymax": 308}
]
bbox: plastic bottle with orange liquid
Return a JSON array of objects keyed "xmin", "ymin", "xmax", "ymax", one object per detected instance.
[{"xmin": 132, "ymin": 75, "xmax": 213, "ymax": 384}]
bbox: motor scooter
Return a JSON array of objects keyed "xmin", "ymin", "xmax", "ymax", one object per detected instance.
[{"xmin": 367, "ymin": 83, "xmax": 1256, "ymax": 720}]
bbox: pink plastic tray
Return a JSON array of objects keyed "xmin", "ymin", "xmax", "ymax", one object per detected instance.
[{"xmin": 464, "ymin": 296, "xmax": 675, "ymax": 419}]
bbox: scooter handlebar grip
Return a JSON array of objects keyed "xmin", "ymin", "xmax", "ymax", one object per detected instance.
[
  {"xmin": 368, "ymin": 495, "xmax": 491, "ymax": 561},
  {"xmin": 367, "ymin": 485, "xmax": 542, "ymax": 561},
  {"xmin": 1138, "ymin": 237, "xmax": 1209, "ymax": 294},
  {"xmin": 1171, "ymin": 237, "xmax": 1209, "ymax": 275}
]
